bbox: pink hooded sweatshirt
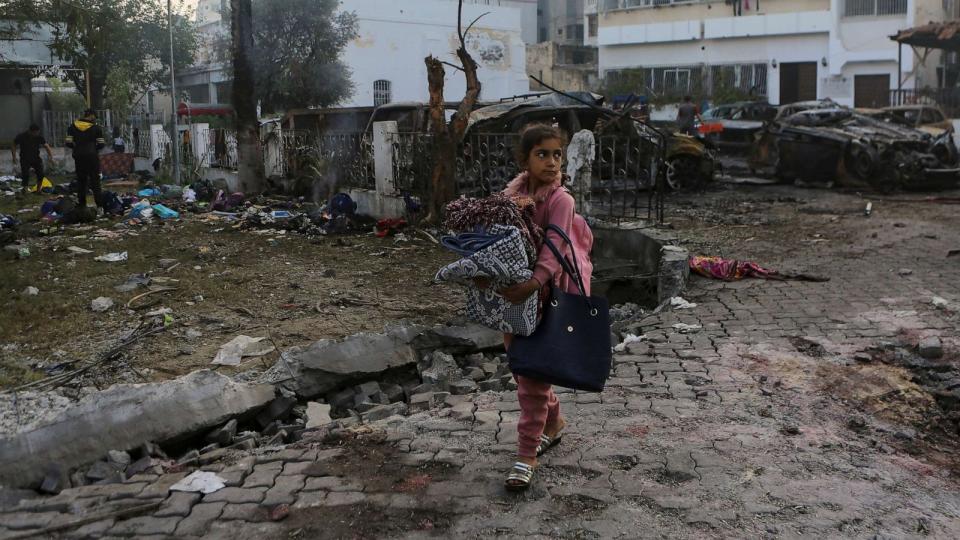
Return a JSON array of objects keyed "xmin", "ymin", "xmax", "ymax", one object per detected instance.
[{"xmin": 503, "ymin": 171, "xmax": 593, "ymax": 296}]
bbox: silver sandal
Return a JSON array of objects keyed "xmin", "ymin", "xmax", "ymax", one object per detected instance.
[
  {"xmin": 505, "ymin": 462, "xmax": 534, "ymax": 492},
  {"xmin": 536, "ymin": 430, "xmax": 563, "ymax": 457}
]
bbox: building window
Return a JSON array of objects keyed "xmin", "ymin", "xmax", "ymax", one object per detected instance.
[
  {"xmin": 588, "ymin": 14, "xmax": 598, "ymax": 37},
  {"xmin": 373, "ymin": 80, "xmax": 391, "ymax": 106},
  {"xmin": 843, "ymin": 0, "xmax": 907, "ymax": 17},
  {"xmin": 605, "ymin": 62, "xmax": 768, "ymax": 99}
]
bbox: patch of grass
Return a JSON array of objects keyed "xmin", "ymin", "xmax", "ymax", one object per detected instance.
[{"xmin": 0, "ymin": 361, "xmax": 46, "ymax": 388}]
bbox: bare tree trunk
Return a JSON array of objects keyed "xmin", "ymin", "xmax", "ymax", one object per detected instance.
[
  {"xmin": 422, "ymin": 0, "xmax": 483, "ymax": 224},
  {"xmin": 231, "ymin": 0, "xmax": 262, "ymax": 193},
  {"xmin": 424, "ymin": 56, "xmax": 454, "ymax": 224}
]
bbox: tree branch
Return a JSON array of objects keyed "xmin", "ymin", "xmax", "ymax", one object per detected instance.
[
  {"xmin": 440, "ymin": 60, "xmax": 464, "ymax": 72},
  {"xmin": 462, "ymin": 12, "xmax": 490, "ymax": 43}
]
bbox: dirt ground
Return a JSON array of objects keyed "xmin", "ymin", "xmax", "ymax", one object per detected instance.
[
  {"xmin": 1, "ymin": 179, "xmax": 956, "ymax": 396},
  {"xmin": 0, "ymin": 192, "xmax": 463, "ymax": 391}
]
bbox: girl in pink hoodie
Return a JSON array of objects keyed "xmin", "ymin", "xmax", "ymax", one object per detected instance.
[{"xmin": 498, "ymin": 124, "xmax": 594, "ymax": 491}]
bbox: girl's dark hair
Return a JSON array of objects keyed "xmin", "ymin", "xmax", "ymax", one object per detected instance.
[{"xmin": 515, "ymin": 123, "xmax": 567, "ymax": 165}]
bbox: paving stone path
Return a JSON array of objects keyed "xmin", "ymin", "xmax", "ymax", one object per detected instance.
[{"xmin": 2, "ymin": 187, "xmax": 959, "ymax": 538}]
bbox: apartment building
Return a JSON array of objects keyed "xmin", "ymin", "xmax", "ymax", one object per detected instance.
[
  {"xmin": 596, "ymin": 0, "xmax": 956, "ymax": 107},
  {"xmin": 174, "ymin": 0, "xmax": 231, "ymax": 109},
  {"xmin": 340, "ymin": 0, "xmax": 530, "ymax": 107}
]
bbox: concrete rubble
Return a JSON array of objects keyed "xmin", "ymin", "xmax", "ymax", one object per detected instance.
[
  {"xmin": 261, "ymin": 322, "xmax": 501, "ymax": 398},
  {"xmin": 0, "ymin": 370, "xmax": 274, "ymax": 489}
]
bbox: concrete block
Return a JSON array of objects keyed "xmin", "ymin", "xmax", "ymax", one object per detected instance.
[
  {"xmin": 305, "ymin": 402, "xmax": 332, "ymax": 429},
  {"xmin": 255, "ymin": 397, "xmax": 297, "ymax": 429},
  {"xmin": 0, "ymin": 370, "xmax": 274, "ymax": 489},
  {"xmin": 919, "ymin": 337, "xmax": 944, "ymax": 359},
  {"xmin": 205, "ymin": 419, "xmax": 238, "ymax": 446}
]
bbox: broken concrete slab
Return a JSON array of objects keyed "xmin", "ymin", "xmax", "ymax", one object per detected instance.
[
  {"xmin": 255, "ymin": 397, "xmax": 297, "ymax": 429},
  {"xmin": 362, "ymin": 403, "xmax": 407, "ymax": 422},
  {"xmin": 305, "ymin": 402, "xmax": 332, "ymax": 429},
  {"xmin": 449, "ymin": 379, "xmax": 479, "ymax": 395},
  {"xmin": 420, "ymin": 352, "xmax": 460, "ymax": 392},
  {"xmin": 265, "ymin": 323, "xmax": 502, "ymax": 398},
  {"xmin": 408, "ymin": 323, "xmax": 503, "ymax": 353},
  {"xmin": 919, "ymin": 337, "xmax": 944, "ymax": 359},
  {"xmin": 205, "ymin": 419, "xmax": 238, "ymax": 446},
  {"xmin": 0, "ymin": 370, "xmax": 274, "ymax": 489}
]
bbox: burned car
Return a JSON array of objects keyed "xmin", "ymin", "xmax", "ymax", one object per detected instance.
[
  {"xmin": 866, "ymin": 104, "xmax": 954, "ymax": 135},
  {"xmin": 750, "ymin": 102, "xmax": 959, "ymax": 191},
  {"xmin": 462, "ymin": 92, "xmax": 668, "ymax": 198},
  {"xmin": 701, "ymin": 101, "xmax": 777, "ymax": 155}
]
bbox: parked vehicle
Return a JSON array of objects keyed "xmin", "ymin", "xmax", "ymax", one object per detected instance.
[
  {"xmin": 699, "ymin": 101, "xmax": 776, "ymax": 154},
  {"xmin": 750, "ymin": 102, "xmax": 959, "ymax": 191},
  {"xmin": 871, "ymin": 105, "xmax": 953, "ymax": 135},
  {"xmin": 665, "ymin": 133, "xmax": 718, "ymax": 190}
]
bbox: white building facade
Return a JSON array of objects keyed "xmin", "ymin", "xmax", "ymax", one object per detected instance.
[
  {"xmin": 596, "ymin": 0, "xmax": 955, "ymax": 107},
  {"xmin": 338, "ymin": 0, "xmax": 530, "ymax": 107}
]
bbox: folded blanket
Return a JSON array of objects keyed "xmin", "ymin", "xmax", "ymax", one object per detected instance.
[
  {"xmin": 440, "ymin": 228, "xmax": 509, "ymax": 257},
  {"xmin": 435, "ymin": 224, "xmax": 539, "ymax": 336}
]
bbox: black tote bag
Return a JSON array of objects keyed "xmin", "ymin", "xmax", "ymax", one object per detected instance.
[{"xmin": 507, "ymin": 225, "xmax": 612, "ymax": 392}]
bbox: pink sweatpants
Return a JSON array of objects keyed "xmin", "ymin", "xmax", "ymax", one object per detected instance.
[{"xmin": 505, "ymin": 334, "xmax": 561, "ymax": 458}]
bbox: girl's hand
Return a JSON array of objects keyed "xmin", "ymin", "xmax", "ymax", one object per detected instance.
[
  {"xmin": 473, "ymin": 277, "xmax": 491, "ymax": 290},
  {"xmin": 498, "ymin": 278, "xmax": 540, "ymax": 305}
]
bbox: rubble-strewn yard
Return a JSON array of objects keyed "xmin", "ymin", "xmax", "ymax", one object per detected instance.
[
  {"xmin": 0, "ymin": 193, "xmax": 463, "ymax": 391},
  {"xmin": 2, "ymin": 181, "xmax": 960, "ymax": 539}
]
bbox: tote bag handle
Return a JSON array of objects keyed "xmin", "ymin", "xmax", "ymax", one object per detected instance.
[{"xmin": 540, "ymin": 224, "xmax": 593, "ymax": 310}]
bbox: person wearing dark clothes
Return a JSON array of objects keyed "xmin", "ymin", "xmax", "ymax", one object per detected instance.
[
  {"xmin": 65, "ymin": 109, "xmax": 106, "ymax": 209},
  {"xmin": 676, "ymin": 95, "xmax": 703, "ymax": 136},
  {"xmin": 12, "ymin": 124, "xmax": 54, "ymax": 191}
]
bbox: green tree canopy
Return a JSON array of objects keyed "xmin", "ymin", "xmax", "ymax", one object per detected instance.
[
  {"xmin": 4, "ymin": 0, "xmax": 198, "ymax": 110},
  {"xmin": 217, "ymin": 0, "xmax": 358, "ymax": 113}
]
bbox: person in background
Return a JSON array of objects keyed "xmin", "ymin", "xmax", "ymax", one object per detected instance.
[
  {"xmin": 676, "ymin": 95, "xmax": 703, "ymax": 136},
  {"xmin": 65, "ymin": 109, "xmax": 106, "ymax": 210},
  {"xmin": 11, "ymin": 124, "xmax": 54, "ymax": 193},
  {"xmin": 112, "ymin": 126, "xmax": 126, "ymax": 153}
]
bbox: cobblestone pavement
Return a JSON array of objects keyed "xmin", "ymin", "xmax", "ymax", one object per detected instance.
[{"xmin": 3, "ymin": 186, "xmax": 960, "ymax": 539}]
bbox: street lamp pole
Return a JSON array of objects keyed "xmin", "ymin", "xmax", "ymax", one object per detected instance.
[{"xmin": 168, "ymin": 0, "xmax": 181, "ymax": 184}]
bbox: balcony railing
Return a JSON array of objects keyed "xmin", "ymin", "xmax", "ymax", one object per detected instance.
[
  {"xmin": 601, "ymin": 0, "xmax": 699, "ymax": 11},
  {"xmin": 889, "ymin": 88, "xmax": 960, "ymax": 117},
  {"xmin": 843, "ymin": 0, "xmax": 907, "ymax": 17}
]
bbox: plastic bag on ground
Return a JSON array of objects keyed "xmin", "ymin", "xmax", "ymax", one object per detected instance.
[
  {"xmin": 212, "ymin": 335, "xmax": 276, "ymax": 366},
  {"xmin": 94, "ymin": 252, "xmax": 128, "ymax": 262}
]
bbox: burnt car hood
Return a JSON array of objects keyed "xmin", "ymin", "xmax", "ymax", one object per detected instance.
[{"xmin": 467, "ymin": 92, "xmax": 603, "ymax": 130}]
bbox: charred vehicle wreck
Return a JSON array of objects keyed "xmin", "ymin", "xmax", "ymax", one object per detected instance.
[
  {"xmin": 464, "ymin": 91, "xmax": 716, "ymax": 195},
  {"xmin": 751, "ymin": 103, "xmax": 959, "ymax": 191}
]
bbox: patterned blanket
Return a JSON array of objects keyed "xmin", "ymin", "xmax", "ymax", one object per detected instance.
[{"xmin": 435, "ymin": 225, "xmax": 540, "ymax": 336}]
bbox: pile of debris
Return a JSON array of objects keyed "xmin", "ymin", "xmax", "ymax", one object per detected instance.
[{"xmin": 0, "ymin": 323, "xmax": 505, "ymax": 492}]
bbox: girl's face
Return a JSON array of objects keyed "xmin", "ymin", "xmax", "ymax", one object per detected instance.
[{"xmin": 525, "ymin": 138, "xmax": 563, "ymax": 185}]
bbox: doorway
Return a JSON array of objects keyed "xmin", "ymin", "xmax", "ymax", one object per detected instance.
[
  {"xmin": 779, "ymin": 62, "xmax": 818, "ymax": 104},
  {"xmin": 854, "ymin": 74, "xmax": 891, "ymax": 108}
]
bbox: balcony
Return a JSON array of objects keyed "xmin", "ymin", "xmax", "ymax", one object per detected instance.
[{"xmin": 600, "ymin": 0, "xmax": 701, "ymax": 11}]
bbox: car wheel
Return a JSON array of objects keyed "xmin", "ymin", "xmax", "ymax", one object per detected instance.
[
  {"xmin": 665, "ymin": 155, "xmax": 701, "ymax": 191},
  {"xmin": 846, "ymin": 143, "xmax": 878, "ymax": 180}
]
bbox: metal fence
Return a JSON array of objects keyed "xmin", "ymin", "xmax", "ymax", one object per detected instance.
[
  {"xmin": 208, "ymin": 128, "xmax": 239, "ymax": 170},
  {"xmin": 580, "ymin": 134, "xmax": 664, "ymax": 222},
  {"xmin": 889, "ymin": 88, "xmax": 960, "ymax": 117},
  {"xmin": 42, "ymin": 110, "xmax": 112, "ymax": 146},
  {"xmin": 41, "ymin": 110, "xmax": 163, "ymax": 158},
  {"xmin": 387, "ymin": 130, "xmax": 664, "ymax": 223},
  {"xmin": 456, "ymin": 133, "xmax": 521, "ymax": 197},
  {"xmin": 843, "ymin": 0, "xmax": 907, "ymax": 16},
  {"xmin": 275, "ymin": 131, "xmax": 374, "ymax": 189}
]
